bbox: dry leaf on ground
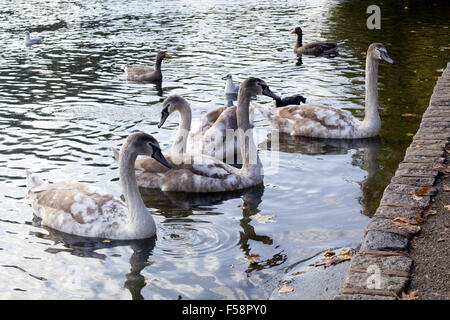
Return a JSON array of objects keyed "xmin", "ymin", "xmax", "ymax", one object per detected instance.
[
  {"xmin": 432, "ymin": 164, "xmax": 450, "ymax": 174},
  {"xmin": 399, "ymin": 290, "xmax": 418, "ymax": 300},
  {"xmin": 424, "ymin": 209, "xmax": 437, "ymax": 218},
  {"xmin": 412, "ymin": 194, "xmax": 422, "ymax": 201},
  {"xmin": 415, "ymin": 186, "xmax": 430, "ymax": 195},
  {"xmin": 393, "ymin": 217, "xmax": 421, "ymax": 232},
  {"xmin": 401, "ymin": 113, "xmax": 417, "ymax": 117},
  {"xmin": 278, "ymin": 286, "xmax": 294, "ymax": 294}
]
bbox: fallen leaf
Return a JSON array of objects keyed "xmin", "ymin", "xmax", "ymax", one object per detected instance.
[
  {"xmin": 393, "ymin": 217, "xmax": 421, "ymax": 232},
  {"xmin": 247, "ymin": 253, "xmax": 260, "ymax": 264},
  {"xmin": 412, "ymin": 194, "xmax": 422, "ymax": 201},
  {"xmin": 249, "ymin": 213, "xmax": 276, "ymax": 224},
  {"xmin": 144, "ymin": 278, "xmax": 158, "ymax": 285},
  {"xmin": 310, "ymin": 256, "xmax": 351, "ymax": 268},
  {"xmin": 337, "ymin": 249, "xmax": 351, "ymax": 257},
  {"xmin": 399, "ymin": 290, "xmax": 418, "ymax": 300},
  {"xmin": 402, "ymin": 113, "xmax": 417, "ymax": 117},
  {"xmin": 415, "ymin": 217, "xmax": 424, "ymax": 223},
  {"xmin": 406, "ymin": 133, "xmax": 414, "ymax": 137},
  {"xmin": 432, "ymin": 163, "xmax": 450, "ymax": 174},
  {"xmin": 424, "ymin": 209, "xmax": 437, "ymax": 217},
  {"xmin": 415, "ymin": 186, "xmax": 430, "ymax": 195},
  {"xmin": 323, "ymin": 250, "xmax": 335, "ymax": 258},
  {"xmin": 278, "ymin": 286, "xmax": 294, "ymax": 294},
  {"xmin": 361, "ymin": 51, "xmax": 366, "ymax": 55}
]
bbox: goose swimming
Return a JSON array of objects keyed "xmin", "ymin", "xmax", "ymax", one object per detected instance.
[
  {"xmin": 257, "ymin": 43, "xmax": 394, "ymax": 139},
  {"xmin": 291, "ymin": 26, "xmax": 337, "ymax": 56},
  {"xmin": 114, "ymin": 77, "xmax": 279, "ymax": 192},
  {"xmin": 125, "ymin": 51, "xmax": 171, "ymax": 82},
  {"xmin": 26, "ymin": 132, "xmax": 171, "ymax": 240}
]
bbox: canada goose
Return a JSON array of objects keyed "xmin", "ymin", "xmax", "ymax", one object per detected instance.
[
  {"xmin": 222, "ymin": 74, "xmax": 240, "ymax": 94},
  {"xmin": 274, "ymin": 95, "xmax": 307, "ymax": 107},
  {"xmin": 115, "ymin": 77, "xmax": 279, "ymax": 192},
  {"xmin": 24, "ymin": 31, "xmax": 43, "ymax": 47},
  {"xmin": 291, "ymin": 27, "xmax": 337, "ymax": 55},
  {"xmin": 26, "ymin": 132, "xmax": 172, "ymax": 240},
  {"xmin": 125, "ymin": 51, "xmax": 171, "ymax": 82},
  {"xmin": 256, "ymin": 43, "xmax": 393, "ymax": 139},
  {"xmin": 157, "ymin": 94, "xmax": 255, "ymax": 160}
]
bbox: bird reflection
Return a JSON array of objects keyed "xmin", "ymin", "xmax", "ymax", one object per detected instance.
[
  {"xmin": 30, "ymin": 225, "xmax": 156, "ymax": 300},
  {"xmin": 138, "ymin": 187, "xmax": 260, "ymax": 217},
  {"xmin": 154, "ymin": 80, "xmax": 163, "ymax": 97},
  {"xmin": 139, "ymin": 184, "xmax": 282, "ymax": 274},
  {"xmin": 260, "ymin": 132, "xmax": 382, "ymax": 216}
]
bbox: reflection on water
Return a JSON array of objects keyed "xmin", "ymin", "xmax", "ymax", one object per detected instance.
[
  {"xmin": 32, "ymin": 227, "xmax": 156, "ymax": 300},
  {"xmin": 262, "ymin": 133, "xmax": 382, "ymax": 216},
  {"xmin": 0, "ymin": 0, "xmax": 448, "ymax": 299}
]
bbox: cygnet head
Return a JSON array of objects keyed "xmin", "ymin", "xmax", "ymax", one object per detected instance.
[
  {"xmin": 239, "ymin": 77, "xmax": 280, "ymax": 100},
  {"xmin": 125, "ymin": 132, "xmax": 171, "ymax": 169},
  {"xmin": 158, "ymin": 95, "xmax": 188, "ymax": 128},
  {"xmin": 368, "ymin": 43, "xmax": 394, "ymax": 64}
]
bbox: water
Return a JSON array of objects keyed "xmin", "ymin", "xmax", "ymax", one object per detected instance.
[{"xmin": 0, "ymin": 0, "xmax": 448, "ymax": 299}]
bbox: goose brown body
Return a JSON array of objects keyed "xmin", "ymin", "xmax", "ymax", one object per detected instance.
[{"xmin": 125, "ymin": 51, "xmax": 171, "ymax": 82}]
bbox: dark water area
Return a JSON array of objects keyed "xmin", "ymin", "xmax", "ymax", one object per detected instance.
[{"xmin": 0, "ymin": 0, "xmax": 448, "ymax": 299}]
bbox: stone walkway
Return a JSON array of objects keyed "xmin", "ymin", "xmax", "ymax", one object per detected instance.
[{"xmin": 334, "ymin": 62, "xmax": 450, "ymax": 300}]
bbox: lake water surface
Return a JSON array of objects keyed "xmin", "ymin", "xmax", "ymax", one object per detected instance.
[{"xmin": 0, "ymin": 0, "xmax": 448, "ymax": 299}]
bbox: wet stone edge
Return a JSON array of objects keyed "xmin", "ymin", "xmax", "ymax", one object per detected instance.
[{"xmin": 334, "ymin": 62, "xmax": 450, "ymax": 300}]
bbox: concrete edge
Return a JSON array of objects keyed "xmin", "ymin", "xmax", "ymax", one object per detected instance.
[{"xmin": 334, "ymin": 62, "xmax": 450, "ymax": 300}]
